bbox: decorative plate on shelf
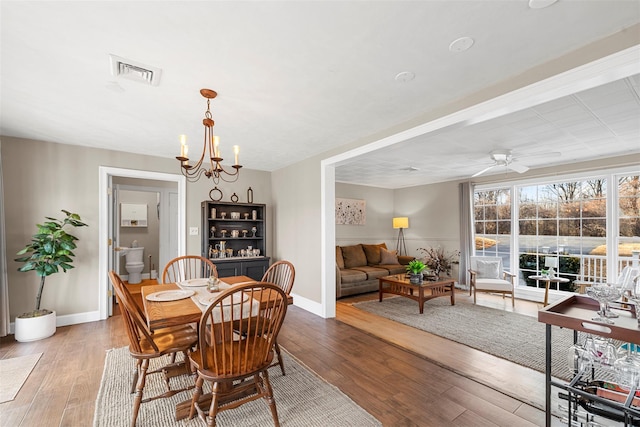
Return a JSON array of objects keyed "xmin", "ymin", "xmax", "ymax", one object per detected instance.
[{"xmin": 145, "ymin": 290, "xmax": 195, "ymax": 302}]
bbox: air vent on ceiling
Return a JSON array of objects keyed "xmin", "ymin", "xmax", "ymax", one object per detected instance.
[{"xmin": 109, "ymin": 54, "xmax": 162, "ymax": 86}]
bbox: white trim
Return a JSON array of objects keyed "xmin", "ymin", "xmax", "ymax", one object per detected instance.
[
  {"xmin": 319, "ymin": 45, "xmax": 639, "ymax": 318},
  {"xmin": 98, "ymin": 167, "xmax": 186, "ymax": 320},
  {"xmin": 290, "ymin": 292, "xmax": 324, "ymax": 317},
  {"xmin": 320, "ymin": 162, "xmax": 336, "ymax": 318}
]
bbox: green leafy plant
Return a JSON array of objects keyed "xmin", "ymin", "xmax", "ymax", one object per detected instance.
[
  {"xmin": 406, "ymin": 259, "xmax": 427, "ymax": 274},
  {"xmin": 15, "ymin": 210, "xmax": 88, "ymax": 316}
]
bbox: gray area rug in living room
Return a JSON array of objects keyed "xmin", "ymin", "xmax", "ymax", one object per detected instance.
[
  {"xmin": 94, "ymin": 346, "xmax": 381, "ymax": 427},
  {"xmin": 353, "ymin": 296, "xmax": 578, "ymax": 381}
]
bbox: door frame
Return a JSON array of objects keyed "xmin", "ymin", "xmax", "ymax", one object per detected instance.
[{"xmin": 98, "ymin": 167, "xmax": 186, "ymax": 320}]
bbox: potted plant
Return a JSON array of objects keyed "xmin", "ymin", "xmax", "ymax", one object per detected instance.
[
  {"xmin": 418, "ymin": 246, "xmax": 460, "ymax": 278},
  {"xmin": 406, "ymin": 259, "xmax": 427, "ymax": 284},
  {"xmin": 14, "ymin": 210, "xmax": 88, "ymax": 342}
]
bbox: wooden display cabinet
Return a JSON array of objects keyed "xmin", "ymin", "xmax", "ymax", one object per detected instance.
[{"xmin": 201, "ymin": 201, "xmax": 270, "ymax": 281}]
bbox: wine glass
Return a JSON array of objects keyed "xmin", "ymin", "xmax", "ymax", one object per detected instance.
[
  {"xmin": 586, "ymin": 284, "xmax": 620, "ymax": 324},
  {"xmin": 627, "ymin": 274, "xmax": 640, "ymax": 328},
  {"xmin": 614, "ymin": 343, "xmax": 640, "ymax": 390}
]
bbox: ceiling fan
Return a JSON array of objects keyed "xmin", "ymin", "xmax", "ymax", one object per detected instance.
[{"xmin": 472, "ymin": 149, "xmax": 530, "ymax": 177}]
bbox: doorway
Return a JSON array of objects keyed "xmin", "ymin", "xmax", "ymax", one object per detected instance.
[{"xmin": 98, "ymin": 167, "xmax": 186, "ymax": 320}]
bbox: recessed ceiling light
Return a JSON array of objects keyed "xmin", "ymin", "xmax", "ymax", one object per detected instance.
[
  {"xmin": 395, "ymin": 71, "xmax": 415, "ymax": 83},
  {"xmin": 528, "ymin": 0, "xmax": 558, "ymax": 9},
  {"xmin": 449, "ymin": 37, "xmax": 474, "ymax": 53}
]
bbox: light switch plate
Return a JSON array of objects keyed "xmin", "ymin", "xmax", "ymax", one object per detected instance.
[{"xmin": 189, "ymin": 227, "xmax": 199, "ymax": 236}]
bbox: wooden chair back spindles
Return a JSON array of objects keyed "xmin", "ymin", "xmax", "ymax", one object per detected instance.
[
  {"xmin": 162, "ymin": 255, "xmax": 217, "ymax": 284},
  {"xmin": 261, "ymin": 260, "xmax": 295, "ymax": 375},
  {"xmin": 108, "ymin": 271, "xmax": 197, "ymax": 427},
  {"xmin": 188, "ymin": 282, "xmax": 288, "ymax": 426},
  {"xmin": 261, "ymin": 260, "xmax": 295, "ymax": 295}
]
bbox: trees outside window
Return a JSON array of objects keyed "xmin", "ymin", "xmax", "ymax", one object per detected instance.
[{"xmin": 473, "ymin": 171, "xmax": 639, "ymax": 295}]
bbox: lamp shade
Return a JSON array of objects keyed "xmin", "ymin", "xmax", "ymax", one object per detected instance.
[
  {"xmin": 544, "ymin": 257, "xmax": 558, "ymax": 268},
  {"xmin": 392, "ymin": 217, "xmax": 409, "ymax": 229}
]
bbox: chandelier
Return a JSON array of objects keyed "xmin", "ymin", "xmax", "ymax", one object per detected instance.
[{"xmin": 176, "ymin": 88, "xmax": 242, "ymax": 183}]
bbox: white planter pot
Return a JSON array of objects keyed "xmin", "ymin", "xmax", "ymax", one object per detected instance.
[{"xmin": 14, "ymin": 311, "xmax": 56, "ymax": 342}]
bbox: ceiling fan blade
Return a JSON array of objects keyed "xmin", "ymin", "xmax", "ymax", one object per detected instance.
[
  {"xmin": 507, "ymin": 163, "xmax": 529, "ymax": 173},
  {"xmin": 472, "ymin": 164, "xmax": 497, "ymax": 177}
]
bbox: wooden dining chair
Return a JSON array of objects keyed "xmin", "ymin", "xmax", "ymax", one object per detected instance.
[
  {"xmin": 261, "ymin": 260, "xmax": 295, "ymax": 375},
  {"xmin": 162, "ymin": 255, "xmax": 217, "ymax": 284},
  {"xmin": 188, "ymin": 282, "xmax": 288, "ymax": 427},
  {"xmin": 109, "ymin": 271, "xmax": 198, "ymax": 427}
]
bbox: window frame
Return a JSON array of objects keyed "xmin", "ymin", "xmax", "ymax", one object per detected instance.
[{"xmin": 473, "ymin": 165, "xmax": 639, "ymax": 301}]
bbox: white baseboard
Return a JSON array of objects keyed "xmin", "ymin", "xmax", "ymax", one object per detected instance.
[
  {"xmin": 290, "ymin": 292, "xmax": 324, "ymax": 317},
  {"xmin": 8, "ymin": 310, "xmax": 103, "ymax": 335}
]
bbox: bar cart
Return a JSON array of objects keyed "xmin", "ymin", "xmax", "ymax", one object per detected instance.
[{"xmin": 539, "ymin": 295, "xmax": 640, "ymax": 427}]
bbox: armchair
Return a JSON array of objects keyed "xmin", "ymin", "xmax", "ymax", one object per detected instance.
[{"xmin": 468, "ymin": 256, "xmax": 515, "ymax": 306}]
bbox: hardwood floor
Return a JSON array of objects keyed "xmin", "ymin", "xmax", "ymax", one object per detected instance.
[{"xmin": 0, "ymin": 291, "xmax": 563, "ymax": 426}]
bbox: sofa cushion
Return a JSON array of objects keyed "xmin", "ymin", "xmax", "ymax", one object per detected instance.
[
  {"xmin": 341, "ymin": 244, "xmax": 367, "ymax": 269},
  {"xmin": 351, "ymin": 266, "xmax": 389, "ymax": 280},
  {"xmin": 336, "ymin": 246, "xmax": 345, "ymax": 269},
  {"xmin": 379, "ymin": 247, "xmax": 398, "ymax": 265},
  {"xmin": 362, "ymin": 243, "xmax": 387, "ymax": 265},
  {"xmin": 339, "ymin": 268, "xmax": 367, "ymax": 284},
  {"xmin": 379, "ymin": 264, "xmax": 406, "ymax": 275}
]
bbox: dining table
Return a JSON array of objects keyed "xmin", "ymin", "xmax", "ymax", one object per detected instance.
[
  {"xmin": 141, "ymin": 275, "xmax": 293, "ymax": 331},
  {"xmin": 140, "ymin": 275, "xmax": 293, "ymax": 420}
]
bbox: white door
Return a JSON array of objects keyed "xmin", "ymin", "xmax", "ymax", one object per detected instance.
[{"xmin": 107, "ymin": 183, "xmax": 119, "ymax": 316}]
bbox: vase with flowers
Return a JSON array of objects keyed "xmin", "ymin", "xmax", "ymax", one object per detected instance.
[{"xmin": 418, "ymin": 246, "xmax": 460, "ymax": 278}]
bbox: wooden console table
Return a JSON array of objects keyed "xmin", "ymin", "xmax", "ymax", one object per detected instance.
[{"xmin": 379, "ymin": 274, "xmax": 455, "ymax": 314}]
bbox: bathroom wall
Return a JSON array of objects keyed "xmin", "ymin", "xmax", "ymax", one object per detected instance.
[{"xmin": 118, "ymin": 190, "xmax": 160, "ymax": 277}]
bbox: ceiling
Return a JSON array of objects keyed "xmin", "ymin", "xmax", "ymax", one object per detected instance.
[{"xmin": 1, "ymin": 1, "xmax": 639, "ymax": 189}]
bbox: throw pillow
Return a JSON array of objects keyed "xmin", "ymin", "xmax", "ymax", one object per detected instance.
[
  {"xmin": 379, "ymin": 248, "xmax": 399, "ymax": 265},
  {"xmin": 341, "ymin": 245, "xmax": 368, "ymax": 269},
  {"xmin": 476, "ymin": 260, "xmax": 501, "ymax": 279},
  {"xmin": 336, "ymin": 246, "xmax": 345, "ymax": 269},
  {"xmin": 362, "ymin": 243, "xmax": 387, "ymax": 265}
]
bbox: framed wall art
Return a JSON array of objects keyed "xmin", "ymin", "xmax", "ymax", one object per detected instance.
[{"xmin": 335, "ymin": 198, "xmax": 366, "ymax": 225}]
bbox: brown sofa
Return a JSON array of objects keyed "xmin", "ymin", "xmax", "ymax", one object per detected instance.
[{"xmin": 336, "ymin": 243, "xmax": 413, "ymax": 298}]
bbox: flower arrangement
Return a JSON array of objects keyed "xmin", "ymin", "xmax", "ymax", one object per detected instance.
[{"xmin": 418, "ymin": 246, "xmax": 460, "ymax": 277}]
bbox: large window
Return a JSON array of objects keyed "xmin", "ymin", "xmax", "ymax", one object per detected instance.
[
  {"xmin": 473, "ymin": 170, "xmax": 639, "ymax": 296},
  {"xmin": 474, "ymin": 188, "xmax": 512, "ymax": 270}
]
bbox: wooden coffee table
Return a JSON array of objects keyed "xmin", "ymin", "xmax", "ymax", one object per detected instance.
[{"xmin": 379, "ymin": 274, "xmax": 455, "ymax": 314}]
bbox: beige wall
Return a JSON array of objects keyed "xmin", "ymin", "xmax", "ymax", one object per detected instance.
[
  {"xmin": 271, "ymin": 157, "xmax": 323, "ymax": 303},
  {"xmin": 335, "ymin": 183, "xmax": 395, "ymax": 247},
  {"xmin": 2, "ymin": 137, "xmax": 272, "ymax": 320}
]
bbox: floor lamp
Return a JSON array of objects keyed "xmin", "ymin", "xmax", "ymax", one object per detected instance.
[{"xmin": 393, "ymin": 217, "xmax": 409, "ymax": 256}]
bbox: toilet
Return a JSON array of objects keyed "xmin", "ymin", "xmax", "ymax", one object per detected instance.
[{"xmin": 120, "ymin": 246, "xmax": 144, "ymax": 284}]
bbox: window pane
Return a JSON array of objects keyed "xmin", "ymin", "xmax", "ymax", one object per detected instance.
[
  {"xmin": 474, "ymin": 206, "xmax": 484, "ymax": 220},
  {"xmin": 519, "ymin": 203, "xmax": 537, "ymax": 219},
  {"xmin": 583, "ymin": 218, "xmax": 606, "ymax": 238},
  {"xmin": 559, "ymin": 201, "xmax": 580, "ymax": 219},
  {"xmin": 519, "ymin": 220, "xmax": 536, "ymax": 235},
  {"xmin": 538, "ymin": 219, "xmax": 557, "ymax": 236},
  {"xmin": 538, "ymin": 202, "xmax": 557, "ymax": 218},
  {"xmin": 485, "ymin": 205, "xmax": 497, "ymax": 220},
  {"xmin": 497, "ymin": 220, "xmax": 511, "ymax": 235},
  {"xmin": 559, "ymin": 219, "xmax": 581, "ymax": 237}
]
